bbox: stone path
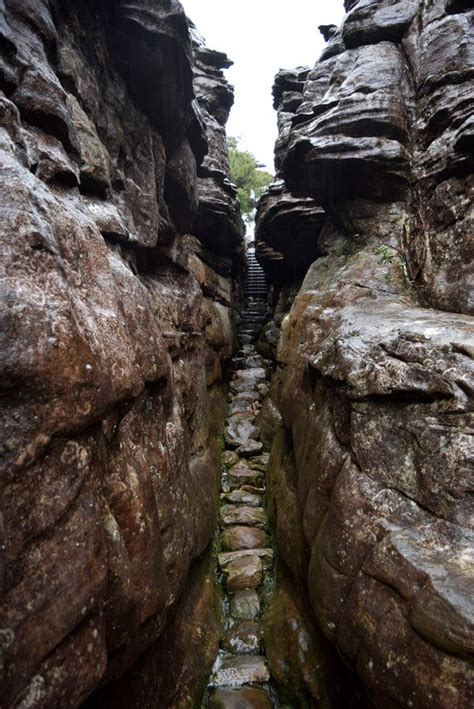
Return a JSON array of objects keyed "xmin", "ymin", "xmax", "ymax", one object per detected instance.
[{"xmin": 206, "ymin": 254, "xmax": 277, "ymax": 708}]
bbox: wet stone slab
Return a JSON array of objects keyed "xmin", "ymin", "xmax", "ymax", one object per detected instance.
[
  {"xmin": 221, "ymin": 505, "xmax": 268, "ymax": 529},
  {"xmin": 221, "ymin": 490, "xmax": 263, "ymax": 507},
  {"xmin": 230, "ymin": 590, "xmax": 261, "ymax": 620},
  {"xmin": 237, "ymin": 440, "xmax": 264, "ymax": 457},
  {"xmin": 223, "ymin": 555, "xmax": 264, "ymax": 592},
  {"xmin": 228, "ymin": 466, "xmax": 264, "ymax": 489},
  {"xmin": 245, "ymin": 454, "xmax": 270, "ymax": 472},
  {"xmin": 221, "ymin": 526, "xmax": 270, "ymax": 551},
  {"xmin": 209, "ymin": 687, "xmax": 272, "ymax": 708},
  {"xmin": 222, "ymin": 621, "xmax": 263, "ymax": 655},
  {"xmin": 212, "ymin": 655, "xmax": 270, "ymax": 687},
  {"xmin": 218, "ymin": 549, "xmax": 273, "ymax": 570}
]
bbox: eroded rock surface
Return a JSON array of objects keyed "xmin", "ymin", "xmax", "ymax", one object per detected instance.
[
  {"xmin": 257, "ymin": 1, "xmax": 474, "ymax": 707},
  {"xmin": 0, "ymin": 1, "xmax": 243, "ymax": 706}
]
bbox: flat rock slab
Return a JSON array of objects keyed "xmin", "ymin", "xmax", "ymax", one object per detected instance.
[
  {"xmin": 246, "ymin": 454, "xmax": 269, "ymax": 472},
  {"xmin": 239, "ymin": 484, "xmax": 265, "ymax": 495},
  {"xmin": 233, "ymin": 356, "xmax": 267, "ymax": 369},
  {"xmin": 225, "ymin": 419, "xmax": 260, "ymax": 448},
  {"xmin": 221, "ymin": 490, "xmax": 263, "ymax": 507},
  {"xmin": 221, "ymin": 505, "xmax": 268, "ymax": 529},
  {"xmin": 230, "ymin": 380, "xmax": 257, "ymax": 394},
  {"xmin": 210, "ymin": 687, "xmax": 272, "ymax": 708},
  {"xmin": 233, "ymin": 367, "xmax": 267, "ymax": 383},
  {"xmin": 222, "ymin": 450, "xmax": 240, "ymax": 468},
  {"xmin": 221, "ymin": 526, "xmax": 270, "ymax": 552},
  {"xmin": 222, "ymin": 621, "xmax": 263, "ymax": 655},
  {"xmin": 236, "ymin": 440, "xmax": 264, "ymax": 457},
  {"xmin": 224, "ymin": 555, "xmax": 263, "ymax": 592},
  {"xmin": 228, "ymin": 400, "xmax": 253, "ymax": 415},
  {"xmin": 230, "ymin": 391, "xmax": 260, "ymax": 404},
  {"xmin": 227, "ymin": 411, "xmax": 256, "ymax": 423},
  {"xmin": 230, "ymin": 590, "xmax": 261, "ymax": 620},
  {"xmin": 228, "ymin": 466, "xmax": 264, "ymax": 488},
  {"xmin": 218, "ymin": 548, "xmax": 273, "ymax": 570},
  {"xmin": 212, "ymin": 655, "xmax": 270, "ymax": 687}
]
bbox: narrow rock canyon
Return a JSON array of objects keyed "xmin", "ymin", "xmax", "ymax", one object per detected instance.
[{"xmin": 0, "ymin": 1, "xmax": 472, "ymax": 708}]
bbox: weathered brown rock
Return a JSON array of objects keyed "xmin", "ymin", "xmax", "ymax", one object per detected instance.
[
  {"xmin": 228, "ymin": 465, "xmax": 264, "ymax": 488},
  {"xmin": 229, "ymin": 590, "xmax": 261, "ymax": 621},
  {"xmin": 218, "ymin": 548, "xmax": 273, "ymax": 569},
  {"xmin": 221, "ymin": 489, "xmax": 262, "ymax": 507},
  {"xmin": 211, "ymin": 655, "xmax": 270, "ymax": 687},
  {"xmin": 0, "ymin": 0, "xmax": 243, "ymax": 705},
  {"xmin": 86, "ymin": 557, "xmax": 223, "ymax": 708},
  {"xmin": 210, "ymin": 687, "xmax": 272, "ymax": 709},
  {"xmin": 264, "ymin": 566, "xmax": 366, "ymax": 708},
  {"xmin": 256, "ymin": 1, "xmax": 474, "ymax": 707},
  {"xmin": 221, "ymin": 526, "xmax": 269, "ymax": 552},
  {"xmin": 221, "ymin": 505, "xmax": 268, "ymax": 529},
  {"xmin": 223, "ymin": 555, "xmax": 264, "ymax": 592},
  {"xmin": 222, "ymin": 621, "xmax": 263, "ymax": 655}
]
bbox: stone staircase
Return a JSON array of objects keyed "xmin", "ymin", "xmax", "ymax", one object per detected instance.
[
  {"xmin": 238, "ymin": 250, "xmax": 269, "ymax": 347},
  {"xmin": 206, "ymin": 252, "xmax": 276, "ymax": 707}
]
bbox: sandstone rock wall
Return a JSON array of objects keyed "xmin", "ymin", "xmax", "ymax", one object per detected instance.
[
  {"xmin": 257, "ymin": 1, "xmax": 473, "ymax": 706},
  {"xmin": 0, "ymin": 1, "xmax": 243, "ymax": 706}
]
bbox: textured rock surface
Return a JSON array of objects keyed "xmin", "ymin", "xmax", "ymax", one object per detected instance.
[
  {"xmin": 85, "ymin": 555, "xmax": 222, "ymax": 708},
  {"xmin": 257, "ymin": 1, "xmax": 474, "ymax": 707},
  {"xmin": 0, "ymin": 1, "xmax": 243, "ymax": 706},
  {"xmin": 264, "ymin": 566, "xmax": 367, "ymax": 708},
  {"xmin": 256, "ymin": 67, "xmax": 326, "ymax": 283}
]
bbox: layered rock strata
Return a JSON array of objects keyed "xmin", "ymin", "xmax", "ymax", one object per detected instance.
[
  {"xmin": 257, "ymin": 1, "xmax": 474, "ymax": 707},
  {"xmin": 256, "ymin": 67, "xmax": 326, "ymax": 283},
  {"xmin": 0, "ymin": 1, "xmax": 243, "ymax": 706}
]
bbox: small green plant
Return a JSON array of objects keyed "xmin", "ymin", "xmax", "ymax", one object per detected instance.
[{"xmin": 375, "ymin": 245, "xmax": 397, "ymax": 264}]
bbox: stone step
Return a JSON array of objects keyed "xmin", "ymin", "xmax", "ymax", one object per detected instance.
[
  {"xmin": 230, "ymin": 590, "xmax": 261, "ymax": 620},
  {"xmin": 239, "ymin": 484, "xmax": 265, "ymax": 495},
  {"xmin": 245, "ymin": 454, "xmax": 269, "ymax": 472},
  {"xmin": 221, "ymin": 505, "xmax": 268, "ymax": 528},
  {"xmin": 228, "ymin": 466, "xmax": 264, "ymax": 488},
  {"xmin": 224, "ymin": 420, "xmax": 260, "ymax": 448},
  {"xmin": 223, "ymin": 554, "xmax": 263, "ymax": 591},
  {"xmin": 209, "ymin": 687, "xmax": 272, "ymax": 709},
  {"xmin": 232, "ymin": 357, "xmax": 267, "ymax": 370},
  {"xmin": 222, "ymin": 621, "xmax": 263, "ymax": 655},
  {"xmin": 218, "ymin": 548, "xmax": 273, "ymax": 570},
  {"xmin": 228, "ymin": 401, "xmax": 258, "ymax": 416},
  {"xmin": 212, "ymin": 655, "xmax": 270, "ymax": 687},
  {"xmin": 220, "ymin": 526, "xmax": 270, "ymax": 551},
  {"xmin": 236, "ymin": 440, "xmax": 264, "ymax": 457},
  {"xmin": 221, "ymin": 490, "xmax": 262, "ymax": 507}
]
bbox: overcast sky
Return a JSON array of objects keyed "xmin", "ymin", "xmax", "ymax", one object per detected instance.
[{"xmin": 182, "ymin": 0, "xmax": 346, "ymax": 171}]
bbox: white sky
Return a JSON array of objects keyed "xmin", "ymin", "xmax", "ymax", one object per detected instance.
[{"xmin": 182, "ymin": 0, "xmax": 346, "ymax": 171}]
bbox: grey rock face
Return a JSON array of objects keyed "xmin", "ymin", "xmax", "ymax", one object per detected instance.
[
  {"xmin": 257, "ymin": 1, "xmax": 474, "ymax": 707},
  {"xmin": 256, "ymin": 67, "xmax": 325, "ymax": 282},
  {"xmin": 190, "ymin": 21, "xmax": 245, "ymax": 261}
]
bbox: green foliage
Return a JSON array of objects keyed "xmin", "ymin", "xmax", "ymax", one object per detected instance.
[
  {"xmin": 228, "ymin": 137, "xmax": 273, "ymax": 220},
  {"xmin": 375, "ymin": 245, "xmax": 397, "ymax": 264},
  {"xmin": 375, "ymin": 245, "xmax": 409, "ymax": 287}
]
